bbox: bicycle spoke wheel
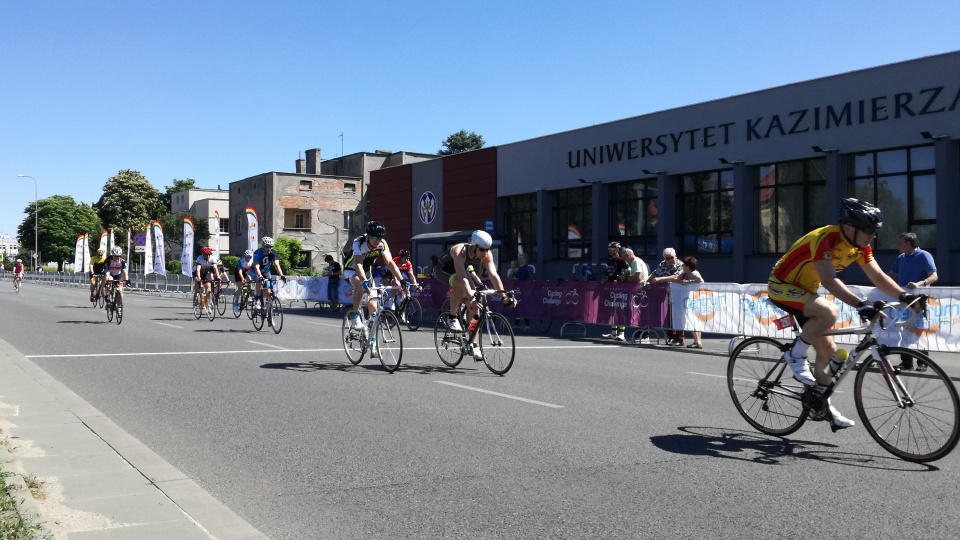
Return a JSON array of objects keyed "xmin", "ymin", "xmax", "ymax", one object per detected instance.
[
  {"xmin": 251, "ymin": 298, "xmax": 264, "ymax": 331},
  {"xmin": 98, "ymin": 289, "xmax": 105, "ymax": 308},
  {"xmin": 106, "ymin": 299, "xmax": 114, "ymax": 322},
  {"xmin": 217, "ymin": 289, "xmax": 227, "ymax": 316},
  {"xmin": 246, "ymin": 294, "xmax": 256, "ymax": 320},
  {"xmin": 114, "ymin": 293, "xmax": 123, "ymax": 325},
  {"xmin": 192, "ymin": 292, "xmax": 202, "ymax": 319},
  {"xmin": 404, "ymin": 297, "xmax": 422, "ymax": 331},
  {"xmin": 855, "ymin": 349, "xmax": 960, "ymax": 462},
  {"xmin": 205, "ymin": 293, "xmax": 216, "ymax": 321},
  {"xmin": 434, "ymin": 313, "xmax": 465, "ymax": 368},
  {"xmin": 341, "ymin": 311, "xmax": 366, "ymax": 365},
  {"xmin": 269, "ymin": 296, "xmax": 283, "ymax": 334},
  {"xmin": 232, "ymin": 290, "xmax": 244, "ymax": 318},
  {"xmin": 479, "ymin": 312, "xmax": 516, "ymax": 375},
  {"xmin": 376, "ymin": 310, "xmax": 403, "ymax": 373},
  {"xmin": 727, "ymin": 337, "xmax": 807, "ymax": 436}
]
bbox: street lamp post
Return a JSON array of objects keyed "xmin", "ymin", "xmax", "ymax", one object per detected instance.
[{"xmin": 16, "ymin": 174, "xmax": 38, "ymax": 271}]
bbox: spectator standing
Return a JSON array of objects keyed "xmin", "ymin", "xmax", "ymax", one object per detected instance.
[
  {"xmin": 647, "ymin": 247, "xmax": 685, "ymax": 346},
  {"xmin": 506, "ymin": 259, "xmax": 519, "ymax": 280},
  {"xmin": 602, "ymin": 242, "xmax": 630, "ymax": 341},
  {"xmin": 515, "ymin": 253, "xmax": 536, "ymax": 281},
  {"xmin": 621, "ymin": 248, "xmax": 648, "ymax": 284},
  {"xmin": 324, "ymin": 254, "xmax": 342, "ymax": 312},
  {"xmin": 680, "ymin": 256, "xmax": 705, "ymax": 349},
  {"xmin": 888, "ymin": 232, "xmax": 938, "ymax": 371}
]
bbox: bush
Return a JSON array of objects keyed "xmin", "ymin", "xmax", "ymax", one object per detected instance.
[
  {"xmin": 167, "ymin": 260, "xmax": 181, "ymax": 274},
  {"xmin": 221, "ymin": 255, "xmax": 239, "ymax": 272}
]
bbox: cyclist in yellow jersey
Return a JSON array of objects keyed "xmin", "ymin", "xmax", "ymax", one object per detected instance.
[
  {"xmin": 89, "ymin": 248, "xmax": 107, "ymax": 301},
  {"xmin": 767, "ymin": 198, "xmax": 927, "ymax": 429}
]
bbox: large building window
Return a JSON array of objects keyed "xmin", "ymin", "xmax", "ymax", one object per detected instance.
[
  {"xmin": 609, "ymin": 179, "xmax": 657, "ymax": 258},
  {"xmin": 553, "ymin": 187, "xmax": 592, "ymax": 260},
  {"xmin": 219, "ymin": 218, "xmax": 230, "ymax": 234},
  {"xmin": 848, "ymin": 145, "xmax": 936, "ymax": 250},
  {"xmin": 503, "ymin": 194, "xmax": 537, "ymax": 263},
  {"xmin": 284, "ymin": 209, "xmax": 311, "ymax": 231},
  {"xmin": 678, "ymin": 170, "xmax": 734, "ymax": 255},
  {"xmin": 756, "ymin": 158, "xmax": 827, "ymax": 254}
]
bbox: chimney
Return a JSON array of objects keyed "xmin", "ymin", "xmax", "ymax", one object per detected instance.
[
  {"xmin": 306, "ymin": 148, "xmax": 321, "ymax": 174},
  {"xmin": 296, "ymin": 158, "xmax": 305, "ymax": 174}
]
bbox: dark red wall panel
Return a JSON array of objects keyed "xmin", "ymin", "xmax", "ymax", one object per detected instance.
[
  {"xmin": 369, "ymin": 164, "xmax": 413, "ymax": 253},
  {"xmin": 443, "ymin": 148, "xmax": 497, "ymax": 232}
]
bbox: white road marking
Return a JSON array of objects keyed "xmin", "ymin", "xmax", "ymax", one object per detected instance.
[
  {"xmin": 155, "ymin": 322, "xmax": 183, "ymax": 329},
  {"xmin": 246, "ymin": 340, "xmax": 289, "ymax": 350},
  {"xmin": 305, "ymin": 321, "xmax": 342, "ymax": 328},
  {"xmin": 435, "ymin": 381, "xmax": 564, "ymax": 409}
]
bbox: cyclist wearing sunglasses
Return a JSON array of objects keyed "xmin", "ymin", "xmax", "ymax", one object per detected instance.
[
  {"xmin": 437, "ymin": 230, "xmax": 516, "ymax": 360},
  {"xmin": 236, "ymin": 249, "xmax": 255, "ymax": 285},
  {"xmin": 767, "ymin": 198, "xmax": 927, "ymax": 429},
  {"xmin": 344, "ymin": 221, "xmax": 405, "ymax": 331}
]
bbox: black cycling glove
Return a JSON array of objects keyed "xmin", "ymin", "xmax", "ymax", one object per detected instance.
[
  {"xmin": 855, "ymin": 300, "xmax": 885, "ymax": 321},
  {"xmin": 898, "ymin": 292, "xmax": 929, "ymax": 309}
]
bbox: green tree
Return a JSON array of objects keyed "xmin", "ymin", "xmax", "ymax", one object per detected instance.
[
  {"xmin": 158, "ymin": 212, "xmax": 210, "ymax": 260},
  {"xmin": 438, "ymin": 130, "xmax": 485, "ymax": 155},
  {"xmin": 273, "ymin": 236, "xmax": 306, "ymax": 274},
  {"xmin": 17, "ymin": 195, "xmax": 102, "ymax": 271},
  {"xmin": 158, "ymin": 178, "xmax": 198, "ymax": 214},
  {"xmin": 94, "ymin": 170, "xmax": 164, "ymax": 233}
]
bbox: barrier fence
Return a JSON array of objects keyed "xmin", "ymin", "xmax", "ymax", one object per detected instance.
[{"xmin": 9, "ymin": 272, "xmax": 958, "ymax": 352}]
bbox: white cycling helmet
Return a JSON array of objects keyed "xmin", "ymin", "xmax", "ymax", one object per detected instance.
[
  {"xmin": 243, "ymin": 249, "xmax": 254, "ymax": 257},
  {"xmin": 470, "ymin": 230, "xmax": 493, "ymax": 250},
  {"xmin": 111, "ymin": 246, "xmax": 123, "ymax": 256},
  {"xmin": 261, "ymin": 236, "xmax": 275, "ymax": 247},
  {"xmin": 16, "ymin": 258, "xmax": 22, "ymax": 263}
]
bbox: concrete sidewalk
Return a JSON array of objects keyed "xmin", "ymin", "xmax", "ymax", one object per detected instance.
[{"xmin": 0, "ymin": 337, "xmax": 268, "ymax": 540}]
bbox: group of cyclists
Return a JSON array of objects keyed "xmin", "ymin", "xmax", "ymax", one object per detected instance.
[{"xmin": 87, "ymin": 246, "xmax": 131, "ymax": 302}]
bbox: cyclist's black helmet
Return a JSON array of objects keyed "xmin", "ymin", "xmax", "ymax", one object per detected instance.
[
  {"xmin": 398, "ymin": 249, "xmax": 411, "ymax": 258},
  {"xmin": 608, "ymin": 241, "xmax": 622, "ymax": 250},
  {"xmin": 839, "ymin": 198, "xmax": 883, "ymax": 229},
  {"xmin": 365, "ymin": 220, "xmax": 386, "ymax": 237}
]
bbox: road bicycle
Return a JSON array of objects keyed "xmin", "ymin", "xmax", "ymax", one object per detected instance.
[
  {"xmin": 341, "ymin": 284, "xmax": 403, "ymax": 372},
  {"xmin": 433, "ymin": 289, "xmax": 517, "ymax": 376},
  {"xmin": 250, "ymin": 277, "xmax": 284, "ymax": 334},
  {"xmin": 727, "ymin": 299, "xmax": 960, "ymax": 463},
  {"xmin": 232, "ymin": 280, "xmax": 256, "ymax": 319},
  {"xmin": 211, "ymin": 278, "xmax": 228, "ymax": 317},
  {"xmin": 90, "ymin": 275, "xmax": 105, "ymax": 307},
  {"xmin": 103, "ymin": 279, "xmax": 124, "ymax": 325},
  {"xmin": 193, "ymin": 280, "xmax": 217, "ymax": 321},
  {"xmin": 385, "ymin": 283, "xmax": 423, "ymax": 331},
  {"xmin": 13, "ymin": 274, "xmax": 22, "ymax": 294}
]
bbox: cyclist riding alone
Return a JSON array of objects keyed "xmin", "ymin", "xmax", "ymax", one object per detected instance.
[
  {"xmin": 768, "ymin": 198, "xmax": 928, "ymax": 429},
  {"xmin": 194, "ymin": 246, "xmax": 221, "ymax": 306},
  {"xmin": 437, "ymin": 230, "xmax": 516, "ymax": 361},
  {"xmin": 344, "ymin": 221, "xmax": 405, "ymax": 331},
  {"xmin": 89, "ymin": 248, "xmax": 107, "ymax": 301},
  {"xmin": 252, "ymin": 236, "xmax": 286, "ymax": 307},
  {"xmin": 12, "ymin": 258, "xmax": 24, "ymax": 288},
  {"xmin": 103, "ymin": 246, "xmax": 130, "ymax": 297},
  {"xmin": 386, "ymin": 249, "xmax": 420, "ymax": 313}
]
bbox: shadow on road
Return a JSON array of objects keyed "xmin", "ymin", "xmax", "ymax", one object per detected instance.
[
  {"xmin": 56, "ymin": 320, "xmax": 109, "ymax": 325},
  {"xmin": 260, "ymin": 361, "xmax": 388, "ymax": 374},
  {"xmin": 193, "ymin": 328, "xmax": 259, "ymax": 334},
  {"xmin": 651, "ymin": 426, "xmax": 937, "ymax": 471}
]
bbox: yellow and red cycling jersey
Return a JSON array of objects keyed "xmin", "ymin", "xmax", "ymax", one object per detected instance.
[{"xmin": 770, "ymin": 224, "xmax": 874, "ymax": 294}]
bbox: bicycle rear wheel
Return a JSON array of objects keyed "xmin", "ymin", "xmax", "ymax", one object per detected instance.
[
  {"xmin": 192, "ymin": 292, "xmax": 202, "ymax": 319},
  {"xmin": 341, "ymin": 311, "xmax": 366, "ymax": 365},
  {"xmin": 269, "ymin": 296, "xmax": 283, "ymax": 334},
  {"xmin": 403, "ymin": 297, "xmax": 422, "ymax": 331},
  {"xmin": 479, "ymin": 312, "xmax": 515, "ymax": 375},
  {"xmin": 217, "ymin": 289, "xmax": 227, "ymax": 316},
  {"xmin": 855, "ymin": 348, "xmax": 960, "ymax": 462},
  {"xmin": 727, "ymin": 337, "xmax": 808, "ymax": 436},
  {"xmin": 376, "ymin": 310, "xmax": 403, "ymax": 372},
  {"xmin": 434, "ymin": 313, "xmax": 464, "ymax": 368},
  {"xmin": 232, "ymin": 290, "xmax": 244, "ymax": 318}
]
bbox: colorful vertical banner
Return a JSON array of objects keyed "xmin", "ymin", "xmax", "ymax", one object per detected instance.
[
  {"xmin": 108, "ymin": 228, "xmax": 115, "ymax": 253},
  {"xmin": 151, "ymin": 220, "xmax": 166, "ymax": 275},
  {"xmin": 73, "ymin": 234, "xmax": 88, "ymax": 272},
  {"xmin": 99, "ymin": 231, "xmax": 108, "ymax": 255},
  {"xmin": 213, "ymin": 211, "xmax": 221, "ymax": 261},
  {"xmin": 144, "ymin": 226, "xmax": 154, "ymax": 275},
  {"xmin": 181, "ymin": 217, "xmax": 195, "ymax": 276},
  {"xmin": 246, "ymin": 206, "xmax": 258, "ymax": 252}
]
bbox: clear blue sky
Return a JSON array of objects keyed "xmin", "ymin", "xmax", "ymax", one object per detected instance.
[{"xmin": 2, "ymin": 0, "xmax": 959, "ymax": 238}]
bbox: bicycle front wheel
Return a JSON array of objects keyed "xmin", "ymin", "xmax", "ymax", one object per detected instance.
[
  {"xmin": 192, "ymin": 292, "xmax": 202, "ymax": 319},
  {"xmin": 404, "ymin": 297, "xmax": 422, "ymax": 331},
  {"xmin": 217, "ymin": 289, "xmax": 227, "ymax": 316},
  {"xmin": 376, "ymin": 310, "xmax": 403, "ymax": 373},
  {"xmin": 341, "ymin": 311, "xmax": 366, "ymax": 365},
  {"xmin": 205, "ymin": 292, "xmax": 216, "ymax": 321},
  {"xmin": 478, "ymin": 312, "xmax": 516, "ymax": 375},
  {"xmin": 434, "ymin": 313, "xmax": 464, "ymax": 368},
  {"xmin": 114, "ymin": 292, "xmax": 123, "ymax": 325},
  {"xmin": 106, "ymin": 300, "xmax": 114, "ymax": 322},
  {"xmin": 232, "ymin": 290, "xmax": 244, "ymax": 318},
  {"xmin": 269, "ymin": 296, "xmax": 283, "ymax": 334},
  {"xmin": 727, "ymin": 337, "xmax": 808, "ymax": 436},
  {"xmin": 251, "ymin": 299, "xmax": 264, "ymax": 331},
  {"xmin": 855, "ymin": 348, "xmax": 960, "ymax": 462}
]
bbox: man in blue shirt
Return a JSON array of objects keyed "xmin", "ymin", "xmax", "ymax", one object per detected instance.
[{"xmin": 888, "ymin": 232, "xmax": 938, "ymax": 371}]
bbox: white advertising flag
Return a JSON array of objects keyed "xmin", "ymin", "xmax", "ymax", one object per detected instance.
[
  {"xmin": 246, "ymin": 206, "xmax": 258, "ymax": 253},
  {"xmin": 152, "ymin": 221, "xmax": 166, "ymax": 275},
  {"xmin": 181, "ymin": 217, "xmax": 194, "ymax": 277},
  {"xmin": 144, "ymin": 226, "xmax": 154, "ymax": 275},
  {"xmin": 214, "ymin": 211, "xmax": 221, "ymax": 261}
]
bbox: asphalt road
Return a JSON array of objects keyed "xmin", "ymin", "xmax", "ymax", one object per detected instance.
[{"xmin": 2, "ymin": 281, "xmax": 959, "ymax": 539}]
